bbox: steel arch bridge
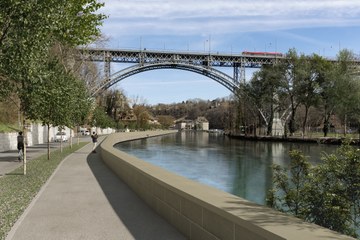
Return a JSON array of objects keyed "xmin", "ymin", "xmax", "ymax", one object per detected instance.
[
  {"xmin": 79, "ymin": 48, "xmax": 360, "ymax": 97},
  {"xmin": 79, "ymin": 48, "xmax": 285, "ymax": 97},
  {"xmin": 91, "ymin": 62, "xmax": 241, "ymax": 97}
]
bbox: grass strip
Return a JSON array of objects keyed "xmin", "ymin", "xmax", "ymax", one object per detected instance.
[{"xmin": 0, "ymin": 142, "xmax": 88, "ymax": 240}]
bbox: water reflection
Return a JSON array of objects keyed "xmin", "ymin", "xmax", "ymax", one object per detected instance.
[{"xmin": 114, "ymin": 132, "xmax": 337, "ymax": 205}]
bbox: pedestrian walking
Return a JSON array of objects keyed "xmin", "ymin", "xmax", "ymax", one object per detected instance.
[
  {"xmin": 91, "ymin": 132, "xmax": 98, "ymax": 153},
  {"xmin": 17, "ymin": 131, "xmax": 24, "ymax": 161}
]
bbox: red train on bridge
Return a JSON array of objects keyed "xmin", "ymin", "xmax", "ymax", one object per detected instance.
[{"xmin": 242, "ymin": 51, "xmax": 283, "ymax": 57}]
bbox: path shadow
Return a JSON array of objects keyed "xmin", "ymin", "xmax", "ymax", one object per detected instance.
[
  {"xmin": 0, "ymin": 150, "xmax": 19, "ymax": 162},
  {"xmin": 87, "ymin": 149, "xmax": 186, "ymax": 240},
  {"xmin": 5, "ymin": 172, "xmax": 23, "ymax": 176}
]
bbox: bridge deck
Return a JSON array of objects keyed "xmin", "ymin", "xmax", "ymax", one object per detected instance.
[{"xmin": 80, "ymin": 47, "xmax": 360, "ymax": 68}]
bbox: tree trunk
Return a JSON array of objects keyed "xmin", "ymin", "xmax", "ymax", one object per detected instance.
[
  {"xmin": 22, "ymin": 117, "xmax": 27, "ymax": 175},
  {"xmin": 289, "ymin": 109, "xmax": 296, "ymax": 136},
  {"xmin": 344, "ymin": 114, "xmax": 347, "ymax": 137},
  {"xmin": 47, "ymin": 124, "xmax": 50, "ymax": 160},
  {"xmin": 323, "ymin": 117, "xmax": 330, "ymax": 137},
  {"xmin": 267, "ymin": 105, "xmax": 274, "ymax": 136},
  {"xmin": 70, "ymin": 129, "xmax": 73, "ymax": 149},
  {"xmin": 302, "ymin": 106, "xmax": 310, "ymax": 138}
]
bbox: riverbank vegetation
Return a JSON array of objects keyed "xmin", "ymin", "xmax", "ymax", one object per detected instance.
[
  {"xmin": 0, "ymin": 1, "xmax": 106, "ymax": 131},
  {"xmin": 144, "ymin": 49, "xmax": 360, "ymax": 139},
  {"xmin": 267, "ymin": 141, "xmax": 360, "ymax": 238},
  {"xmin": 0, "ymin": 1, "xmax": 106, "ymax": 170},
  {"xmin": 0, "ymin": 142, "xmax": 87, "ymax": 240},
  {"xmin": 101, "ymin": 48, "xmax": 360, "ymax": 137}
]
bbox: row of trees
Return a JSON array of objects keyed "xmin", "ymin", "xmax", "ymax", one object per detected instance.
[
  {"xmin": 241, "ymin": 49, "xmax": 360, "ymax": 137},
  {"xmin": 0, "ymin": 1, "xmax": 106, "ymax": 169}
]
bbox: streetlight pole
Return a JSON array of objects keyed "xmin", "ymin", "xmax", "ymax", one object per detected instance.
[{"xmin": 209, "ymin": 35, "xmax": 211, "ymax": 54}]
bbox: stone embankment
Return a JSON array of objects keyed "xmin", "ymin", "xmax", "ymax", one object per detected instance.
[{"xmin": 100, "ymin": 131, "xmax": 356, "ymax": 240}]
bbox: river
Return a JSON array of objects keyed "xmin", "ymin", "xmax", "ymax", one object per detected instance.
[{"xmin": 114, "ymin": 131, "xmax": 338, "ymax": 205}]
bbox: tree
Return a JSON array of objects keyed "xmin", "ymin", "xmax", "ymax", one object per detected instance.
[
  {"xmin": 333, "ymin": 50, "xmax": 360, "ymax": 136},
  {"xmin": 0, "ymin": 0, "xmax": 105, "ymax": 173},
  {"xmin": 315, "ymin": 50, "xmax": 357, "ymax": 137},
  {"xmin": 297, "ymin": 54, "xmax": 322, "ymax": 136},
  {"xmin": 244, "ymin": 64, "xmax": 283, "ymax": 135},
  {"xmin": 278, "ymin": 49, "xmax": 309, "ymax": 136},
  {"xmin": 133, "ymin": 105, "xmax": 150, "ymax": 130},
  {"xmin": 103, "ymin": 89, "xmax": 129, "ymax": 126},
  {"xmin": 205, "ymin": 104, "xmax": 230, "ymax": 130},
  {"xmin": 267, "ymin": 143, "xmax": 360, "ymax": 238},
  {"xmin": 27, "ymin": 59, "xmax": 91, "ymax": 156},
  {"xmin": 267, "ymin": 150, "xmax": 311, "ymax": 218},
  {"xmin": 157, "ymin": 115, "xmax": 175, "ymax": 129},
  {"xmin": 0, "ymin": 0, "xmax": 106, "ymax": 98},
  {"xmin": 91, "ymin": 106, "xmax": 116, "ymax": 129}
]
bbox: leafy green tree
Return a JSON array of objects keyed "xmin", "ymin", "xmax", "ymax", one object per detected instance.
[
  {"xmin": 244, "ymin": 64, "xmax": 283, "ymax": 135},
  {"xmin": 0, "ymin": 0, "xmax": 105, "ymax": 112},
  {"xmin": 267, "ymin": 143, "xmax": 360, "ymax": 238},
  {"xmin": 65, "ymin": 74, "xmax": 92, "ymax": 148},
  {"xmin": 315, "ymin": 50, "xmax": 357, "ymax": 137},
  {"xmin": 91, "ymin": 106, "xmax": 116, "ymax": 129},
  {"xmin": 297, "ymin": 54, "xmax": 322, "ymax": 136},
  {"xmin": 267, "ymin": 150, "xmax": 311, "ymax": 218},
  {"xmin": 0, "ymin": 0, "xmax": 106, "ymax": 99},
  {"xmin": 333, "ymin": 50, "xmax": 360, "ymax": 136},
  {"xmin": 27, "ymin": 59, "xmax": 91, "ymax": 157},
  {"xmin": 278, "ymin": 49, "xmax": 312, "ymax": 136},
  {"xmin": 0, "ymin": 0, "xmax": 105, "ymax": 173}
]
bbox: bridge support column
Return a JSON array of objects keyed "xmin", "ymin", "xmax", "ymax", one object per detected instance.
[
  {"xmin": 233, "ymin": 62, "xmax": 246, "ymax": 84},
  {"xmin": 104, "ymin": 51, "xmax": 111, "ymax": 81}
]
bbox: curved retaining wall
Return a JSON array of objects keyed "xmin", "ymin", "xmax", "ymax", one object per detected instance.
[{"xmin": 100, "ymin": 131, "xmax": 355, "ymax": 240}]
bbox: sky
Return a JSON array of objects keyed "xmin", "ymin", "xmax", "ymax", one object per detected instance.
[{"xmin": 96, "ymin": 0, "xmax": 360, "ymax": 105}]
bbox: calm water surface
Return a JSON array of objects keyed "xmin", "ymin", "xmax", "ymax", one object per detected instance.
[{"xmin": 114, "ymin": 131, "xmax": 338, "ymax": 205}]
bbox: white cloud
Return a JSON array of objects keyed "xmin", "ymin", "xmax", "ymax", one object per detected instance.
[
  {"xmin": 99, "ymin": 0, "xmax": 360, "ymax": 37},
  {"xmin": 102, "ymin": 0, "xmax": 360, "ymax": 19},
  {"xmin": 96, "ymin": 0, "xmax": 360, "ymax": 104}
]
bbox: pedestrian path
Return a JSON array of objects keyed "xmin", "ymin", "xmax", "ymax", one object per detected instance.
[
  {"xmin": 6, "ymin": 140, "xmax": 186, "ymax": 240},
  {"xmin": 0, "ymin": 137, "xmax": 90, "ymax": 176}
]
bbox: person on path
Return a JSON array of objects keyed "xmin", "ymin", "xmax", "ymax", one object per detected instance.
[
  {"xmin": 17, "ymin": 131, "xmax": 24, "ymax": 161},
  {"xmin": 91, "ymin": 132, "xmax": 98, "ymax": 153}
]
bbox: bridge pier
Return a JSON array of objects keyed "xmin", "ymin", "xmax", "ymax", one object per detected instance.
[{"xmin": 233, "ymin": 62, "xmax": 246, "ymax": 84}]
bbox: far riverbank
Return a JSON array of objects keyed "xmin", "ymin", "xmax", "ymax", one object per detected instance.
[{"xmin": 226, "ymin": 133, "xmax": 360, "ymax": 145}]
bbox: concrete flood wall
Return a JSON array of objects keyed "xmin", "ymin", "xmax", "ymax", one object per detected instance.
[{"xmin": 100, "ymin": 131, "xmax": 356, "ymax": 240}]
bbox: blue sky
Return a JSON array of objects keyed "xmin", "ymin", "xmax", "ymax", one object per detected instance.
[{"xmin": 97, "ymin": 0, "xmax": 360, "ymax": 105}]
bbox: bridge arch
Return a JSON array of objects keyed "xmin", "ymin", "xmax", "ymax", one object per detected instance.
[{"xmin": 90, "ymin": 62, "xmax": 240, "ymax": 97}]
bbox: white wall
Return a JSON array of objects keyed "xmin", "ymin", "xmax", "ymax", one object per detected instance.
[
  {"xmin": 0, "ymin": 124, "xmax": 72, "ymax": 152},
  {"xmin": 0, "ymin": 124, "xmax": 115, "ymax": 152}
]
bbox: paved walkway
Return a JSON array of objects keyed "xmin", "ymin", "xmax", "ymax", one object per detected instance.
[
  {"xmin": 5, "ymin": 139, "xmax": 186, "ymax": 240},
  {"xmin": 0, "ymin": 137, "xmax": 90, "ymax": 176}
]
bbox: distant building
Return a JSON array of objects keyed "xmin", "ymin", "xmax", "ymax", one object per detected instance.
[
  {"xmin": 175, "ymin": 116, "xmax": 209, "ymax": 131},
  {"xmin": 175, "ymin": 118, "xmax": 194, "ymax": 130},
  {"xmin": 195, "ymin": 117, "xmax": 209, "ymax": 131}
]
